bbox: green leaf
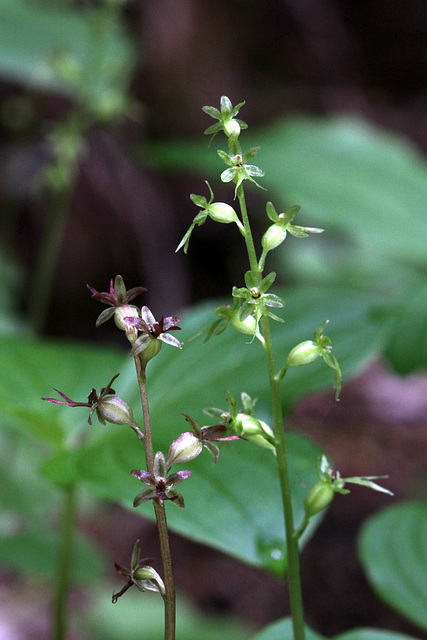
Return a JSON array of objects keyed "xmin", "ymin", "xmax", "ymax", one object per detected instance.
[
  {"xmin": 382, "ymin": 275, "xmax": 427, "ymax": 374},
  {"xmin": 0, "ymin": 531, "xmax": 105, "ymax": 582},
  {"xmin": 65, "ymin": 284, "xmax": 388, "ymax": 573},
  {"xmin": 84, "ymin": 588, "xmax": 253, "ymax": 640},
  {"xmin": 0, "ymin": 335, "xmax": 124, "ymax": 447},
  {"xmin": 0, "ymin": 0, "xmax": 136, "ymax": 104},
  {"xmin": 251, "ymin": 618, "xmax": 421, "ymax": 640},
  {"xmin": 0, "ymin": 426, "xmax": 60, "ymax": 519},
  {"xmin": 358, "ymin": 501, "xmax": 427, "ymax": 632}
]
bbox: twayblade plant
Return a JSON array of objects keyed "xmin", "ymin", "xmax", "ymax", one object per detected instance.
[{"xmin": 43, "ymin": 97, "xmax": 393, "ymax": 640}]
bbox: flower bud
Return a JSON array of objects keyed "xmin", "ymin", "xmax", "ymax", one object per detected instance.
[
  {"xmin": 114, "ymin": 304, "xmax": 140, "ymax": 333},
  {"xmin": 223, "ymin": 119, "xmax": 240, "ymax": 138},
  {"xmin": 97, "ymin": 396, "xmax": 137, "ymax": 427},
  {"xmin": 304, "ymin": 481, "xmax": 335, "ymax": 518},
  {"xmin": 138, "ymin": 337, "xmax": 162, "ymax": 366},
  {"xmin": 207, "ymin": 202, "xmax": 239, "ymax": 224},
  {"xmin": 133, "ymin": 566, "xmax": 165, "ymax": 596},
  {"xmin": 286, "ymin": 340, "xmax": 322, "ymax": 367},
  {"xmin": 166, "ymin": 432, "xmax": 203, "ymax": 468},
  {"xmin": 233, "ymin": 413, "xmax": 275, "ymax": 451},
  {"xmin": 229, "ymin": 310, "xmax": 258, "ymax": 336},
  {"xmin": 261, "ymin": 223, "xmax": 288, "ymax": 253}
]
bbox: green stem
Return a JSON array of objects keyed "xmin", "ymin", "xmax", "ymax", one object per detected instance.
[
  {"xmin": 52, "ymin": 485, "xmax": 76, "ymax": 640},
  {"xmin": 237, "ymin": 185, "xmax": 305, "ymax": 639},
  {"xmin": 134, "ymin": 357, "xmax": 176, "ymax": 640},
  {"xmin": 260, "ymin": 314, "xmax": 305, "ymax": 640},
  {"xmin": 237, "ymin": 188, "xmax": 260, "ymax": 276}
]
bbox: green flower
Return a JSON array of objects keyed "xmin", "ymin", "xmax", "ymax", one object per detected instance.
[
  {"xmin": 232, "ymin": 270, "xmax": 285, "ymax": 338},
  {"xmin": 112, "ymin": 539, "xmax": 165, "ymax": 602},
  {"xmin": 296, "ymin": 455, "xmax": 393, "ymax": 539},
  {"xmin": 202, "ymin": 95, "xmax": 248, "ymax": 143},
  {"xmin": 176, "ymin": 181, "xmax": 244, "ymax": 253},
  {"xmin": 218, "ymin": 147, "xmax": 265, "ymax": 197},
  {"xmin": 259, "ymin": 202, "xmax": 323, "ymax": 269},
  {"xmin": 205, "ymin": 391, "xmax": 276, "ymax": 453},
  {"xmin": 280, "ymin": 320, "xmax": 342, "ymax": 399}
]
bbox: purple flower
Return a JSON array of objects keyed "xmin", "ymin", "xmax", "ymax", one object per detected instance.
[
  {"xmin": 126, "ymin": 306, "xmax": 182, "ymax": 358},
  {"xmin": 87, "ymin": 275, "xmax": 146, "ymax": 329},
  {"xmin": 42, "ymin": 374, "xmax": 139, "ymax": 431},
  {"xmin": 112, "ymin": 539, "xmax": 164, "ymax": 603},
  {"xmin": 132, "ymin": 451, "xmax": 191, "ymax": 509}
]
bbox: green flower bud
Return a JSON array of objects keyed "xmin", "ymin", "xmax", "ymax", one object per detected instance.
[
  {"xmin": 114, "ymin": 304, "xmax": 140, "ymax": 333},
  {"xmin": 96, "ymin": 396, "xmax": 137, "ymax": 427},
  {"xmin": 138, "ymin": 337, "xmax": 162, "ymax": 366},
  {"xmin": 233, "ymin": 413, "xmax": 275, "ymax": 451},
  {"xmin": 133, "ymin": 565, "xmax": 165, "ymax": 596},
  {"xmin": 223, "ymin": 119, "xmax": 240, "ymax": 138},
  {"xmin": 286, "ymin": 340, "xmax": 322, "ymax": 367},
  {"xmin": 304, "ymin": 481, "xmax": 335, "ymax": 518},
  {"xmin": 261, "ymin": 223, "xmax": 288, "ymax": 253},
  {"xmin": 166, "ymin": 432, "xmax": 203, "ymax": 468},
  {"xmin": 229, "ymin": 310, "xmax": 258, "ymax": 336},
  {"xmin": 207, "ymin": 202, "xmax": 239, "ymax": 224}
]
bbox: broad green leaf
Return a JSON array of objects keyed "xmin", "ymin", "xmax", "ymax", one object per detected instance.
[
  {"xmin": 51, "ymin": 284, "xmax": 390, "ymax": 573},
  {"xmin": 251, "ymin": 618, "xmax": 416, "ymax": 640},
  {"xmin": 336, "ymin": 632, "xmax": 421, "ymax": 640},
  {"xmin": 0, "ymin": 335, "xmax": 124, "ymax": 447},
  {"xmin": 382, "ymin": 275, "xmax": 427, "ymax": 374},
  {"xmin": 0, "ymin": 427, "xmax": 59, "ymax": 519},
  {"xmin": 84, "ymin": 589, "xmax": 253, "ymax": 640},
  {"xmin": 252, "ymin": 618, "xmax": 421, "ymax": 640},
  {"xmin": 0, "ymin": 0, "xmax": 136, "ymax": 104},
  {"xmin": 0, "ymin": 530, "xmax": 105, "ymax": 582},
  {"xmin": 358, "ymin": 502, "xmax": 427, "ymax": 632}
]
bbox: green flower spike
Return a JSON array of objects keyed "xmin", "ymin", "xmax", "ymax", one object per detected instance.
[
  {"xmin": 259, "ymin": 202, "xmax": 324, "ymax": 270},
  {"xmin": 176, "ymin": 181, "xmax": 244, "ymax": 253},
  {"xmin": 202, "ymin": 95, "xmax": 248, "ymax": 143}
]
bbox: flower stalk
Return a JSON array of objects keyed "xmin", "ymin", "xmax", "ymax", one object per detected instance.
[{"xmin": 134, "ymin": 357, "xmax": 176, "ymax": 640}]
